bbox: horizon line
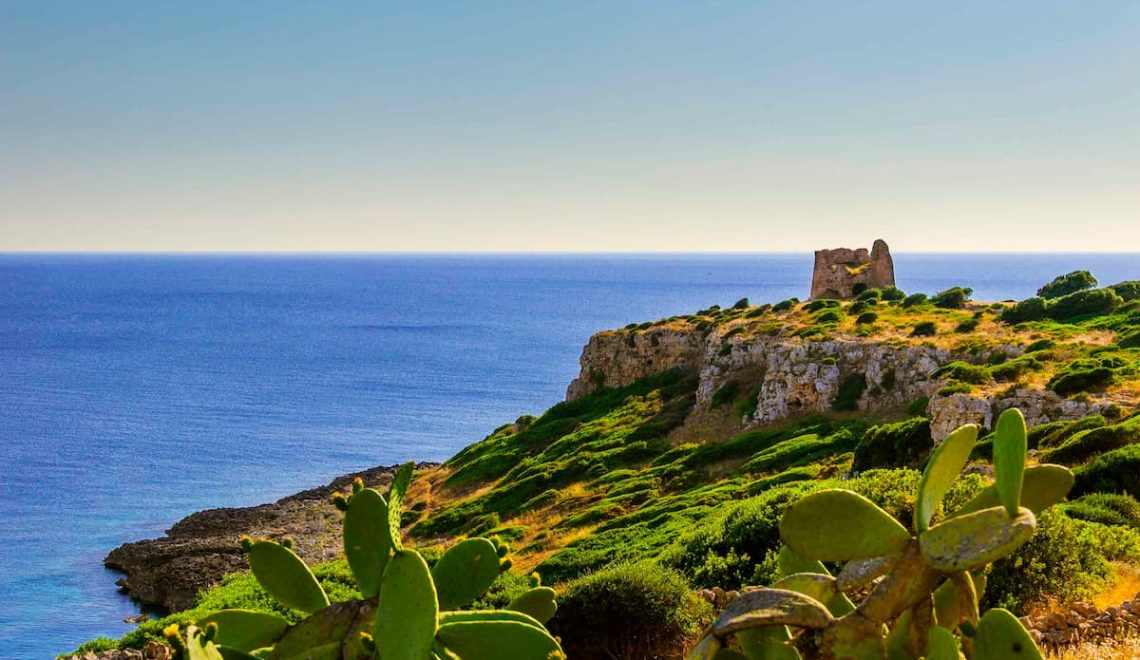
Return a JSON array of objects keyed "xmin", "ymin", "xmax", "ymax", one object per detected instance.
[{"xmin": 2, "ymin": 249, "xmax": 1140, "ymax": 257}]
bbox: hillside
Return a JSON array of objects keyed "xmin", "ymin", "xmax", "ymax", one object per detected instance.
[{"xmin": 79, "ymin": 276, "xmax": 1140, "ymax": 658}]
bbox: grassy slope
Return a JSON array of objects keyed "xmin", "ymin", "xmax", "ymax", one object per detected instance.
[{"xmin": 74, "ymin": 285, "xmax": 1140, "ymax": 654}]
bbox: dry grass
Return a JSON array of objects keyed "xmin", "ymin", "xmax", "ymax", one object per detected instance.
[
  {"xmin": 1093, "ymin": 563, "xmax": 1140, "ymax": 611},
  {"xmin": 1045, "ymin": 639, "xmax": 1140, "ymax": 659}
]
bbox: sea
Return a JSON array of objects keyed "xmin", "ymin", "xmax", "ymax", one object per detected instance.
[{"xmin": 1, "ymin": 253, "xmax": 1137, "ymax": 658}]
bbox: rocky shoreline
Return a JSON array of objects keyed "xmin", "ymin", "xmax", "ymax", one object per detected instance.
[{"xmin": 105, "ymin": 462, "xmax": 438, "ymax": 612}]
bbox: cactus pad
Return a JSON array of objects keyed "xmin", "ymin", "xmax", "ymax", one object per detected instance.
[
  {"xmin": 771, "ymin": 573, "xmax": 839, "ymax": 605},
  {"xmin": 925, "ymin": 625, "xmax": 960, "ymax": 659},
  {"xmin": 919, "ymin": 506, "xmax": 1036, "ymax": 572},
  {"xmin": 432, "ymin": 538, "xmax": 501, "ymax": 610},
  {"xmin": 244, "ymin": 540, "xmax": 329, "ymax": 614},
  {"xmin": 506, "ymin": 586, "xmax": 558, "ymax": 624},
  {"xmin": 342, "ymin": 487, "xmax": 391, "ymax": 598},
  {"xmin": 440, "ymin": 609, "xmax": 546, "ymax": 629},
  {"xmin": 993, "ymin": 409, "xmax": 1028, "ymax": 517},
  {"xmin": 385, "ymin": 462, "xmax": 414, "ymax": 552},
  {"xmin": 776, "ymin": 546, "xmax": 829, "ymax": 577},
  {"xmin": 951, "ymin": 463, "xmax": 1073, "ymax": 518},
  {"xmin": 779, "ymin": 489, "xmax": 910, "ymax": 562},
  {"xmin": 197, "ymin": 609, "xmax": 288, "ymax": 652},
  {"xmin": 916, "ymin": 423, "xmax": 978, "ymax": 532},
  {"xmin": 270, "ymin": 599, "xmax": 374, "ymax": 660},
  {"xmin": 712, "ymin": 588, "xmax": 834, "ymax": 637},
  {"xmin": 435, "ymin": 620, "xmax": 564, "ymax": 659},
  {"xmin": 836, "ymin": 556, "xmax": 892, "ymax": 592},
  {"xmin": 375, "ymin": 549, "xmax": 438, "ymax": 660},
  {"xmin": 736, "ymin": 626, "xmax": 801, "ymax": 660},
  {"xmin": 685, "ymin": 634, "xmax": 722, "ymax": 660},
  {"xmin": 974, "ymin": 608, "xmax": 1043, "ymax": 660}
]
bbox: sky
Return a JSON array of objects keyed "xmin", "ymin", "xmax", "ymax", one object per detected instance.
[{"xmin": 2, "ymin": 1, "xmax": 1139, "ymax": 253}]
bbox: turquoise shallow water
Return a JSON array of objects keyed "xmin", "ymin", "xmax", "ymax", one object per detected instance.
[{"xmin": 1, "ymin": 253, "xmax": 1137, "ymax": 658}]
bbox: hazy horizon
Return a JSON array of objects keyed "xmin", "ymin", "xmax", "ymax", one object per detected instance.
[{"xmin": 4, "ymin": 2, "xmax": 1139, "ymax": 252}]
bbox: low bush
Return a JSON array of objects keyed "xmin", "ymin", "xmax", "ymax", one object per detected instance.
[
  {"xmin": 908, "ymin": 396, "xmax": 930, "ymax": 416},
  {"xmin": 955, "ymin": 318, "xmax": 979, "ymax": 332},
  {"xmin": 551, "ymin": 563, "xmax": 712, "ymax": 660},
  {"xmin": 902, "ymin": 292, "xmax": 928, "ymax": 308},
  {"xmin": 1045, "ymin": 288, "xmax": 1123, "ymax": 321},
  {"xmin": 855, "ymin": 288, "xmax": 882, "ymax": 303},
  {"xmin": 772, "ymin": 298, "xmax": 798, "ymax": 312},
  {"xmin": 937, "ymin": 382, "xmax": 973, "ymax": 396},
  {"xmin": 1048, "ymin": 363, "xmax": 1117, "ymax": 395},
  {"xmin": 1064, "ymin": 493, "xmax": 1140, "ymax": 531},
  {"xmin": 1041, "ymin": 415, "xmax": 1140, "ymax": 464},
  {"xmin": 831, "ymin": 373, "xmax": 867, "ymax": 411},
  {"xmin": 855, "ymin": 311, "xmax": 878, "ymax": 325},
  {"xmin": 1109, "ymin": 280, "xmax": 1140, "ymax": 301},
  {"xmin": 1001, "ymin": 297, "xmax": 1047, "ymax": 324},
  {"xmin": 852, "ymin": 417, "xmax": 932, "ymax": 472},
  {"xmin": 932, "ymin": 286, "xmax": 973, "ymax": 309},
  {"xmin": 989, "ymin": 355, "xmax": 1044, "ymax": 382},
  {"xmin": 1037, "ymin": 270, "xmax": 1098, "ymax": 299},
  {"xmin": 812, "ymin": 309, "xmax": 843, "ymax": 324},
  {"xmin": 932, "ymin": 361, "xmax": 993, "ymax": 385},
  {"xmin": 1073, "ymin": 443, "xmax": 1140, "ymax": 498},
  {"xmin": 911, "ymin": 321, "xmax": 937, "ymax": 337},
  {"xmin": 806, "ymin": 299, "xmax": 840, "ymax": 312},
  {"xmin": 1118, "ymin": 329, "xmax": 1140, "ymax": 349},
  {"xmin": 983, "ymin": 509, "xmax": 1117, "ymax": 614},
  {"xmin": 880, "ymin": 286, "xmax": 906, "ymax": 302},
  {"xmin": 731, "ymin": 297, "xmax": 750, "ymax": 309}
]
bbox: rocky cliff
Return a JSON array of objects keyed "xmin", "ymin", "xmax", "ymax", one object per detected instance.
[{"xmin": 567, "ymin": 318, "xmax": 1110, "ymax": 441}]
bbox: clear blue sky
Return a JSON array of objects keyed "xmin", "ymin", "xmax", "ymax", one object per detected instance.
[{"xmin": 3, "ymin": 1, "xmax": 1138, "ymax": 252}]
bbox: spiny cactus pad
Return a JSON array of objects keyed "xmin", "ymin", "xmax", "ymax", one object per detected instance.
[
  {"xmin": 736, "ymin": 626, "xmax": 800, "ymax": 660},
  {"xmin": 196, "ymin": 609, "xmax": 288, "ymax": 652},
  {"xmin": 835, "ymin": 556, "xmax": 892, "ymax": 592},
  {"xmin": 919, "ymin": 506, "xmax": 1036, "ymax": 572},
  {"xmin": 951, "ymin": 463, "xmax": 1073, "ymax": 517},
  {"xmin": 374, "ymin": 549, "xmax": 438, "ymax": 660},
  {"xmin": 711, "ymin": 588, "xmax": 834, "ymax": 637},
  {"xmin": 916, "ymin": 423, "xmax": 978, "ymax": 532},
  {"xmin": 432, "ymin": 537, "xmax": 501, "ymax": 610},
  {"xmin": 770, "ymin": 573, "xmax": 839, "ymax": 606},
  {"xmin": 993, "ymin": 409, "xmax": 1029, "ymax": 517},
  {"xmin": 435, "ymin": 620, "xmax": 565, "ymax": 659},
  {"xmin": 924, "ymin": 626, "xmax": 959, "ymax": 659},
  {"xmin": 974, "ymin": 608, "xmax": 1043, "ymax": 660},
  {"xmin": 244, "ymin": 539, "xmax": 329, "ymax": 614},
  {"xmin": 439, "ymin": 609, "xmax": 547, "ymax": 629},
  {"xmin": 776, "ymin": 546, "xmax": 828, "ymax": 577},
  {"xmin": 779, "ymin": 490, "xmax": 911, "ymax": 562},
  {"xmin": 342, "ymin": 486, "xmax": 391, "ymax": 598},
  {"xmin": 270, "ymin": 599, "xmax": 374, "ymax": 660},
  {"xmin": 506, "ymin": 586, "xmax": 558, "ymax": 624},
  {"xmin": 385, "ymin": 462, "xmax": 414, "ymax": 552}
]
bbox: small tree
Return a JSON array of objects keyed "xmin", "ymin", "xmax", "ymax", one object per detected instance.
[{"xmin": 1037, "ymin": 271, "xmax": 1097, "ymax": 299}]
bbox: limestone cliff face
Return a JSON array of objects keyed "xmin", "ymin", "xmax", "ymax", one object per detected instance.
[{"xmin": 567, "ymin": 324, "xmax": 1098, "ymax": 440}]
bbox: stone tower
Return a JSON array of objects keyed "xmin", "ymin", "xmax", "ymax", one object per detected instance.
[{"xmin": 810, "ymin": 239, "xmax": 895, "ymax": 299}]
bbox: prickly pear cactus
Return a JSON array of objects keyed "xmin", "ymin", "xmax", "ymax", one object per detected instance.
[
  {"xmin": 687, "ymin": 408, "xmax": 1063, "ymax": 660},
  {"xmin": 181, "ymin": 462, "xmax": 564, "ymax": 659}
]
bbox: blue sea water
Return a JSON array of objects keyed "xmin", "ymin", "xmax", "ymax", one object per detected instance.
[{"xmin": 1, "ymin": 253, "xmax": 1137, "ymax": 658}]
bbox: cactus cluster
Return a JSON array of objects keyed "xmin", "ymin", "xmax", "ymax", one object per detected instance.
[
  {"xmin": 687, "ymin": 408, "xmax": 1074, "ymax": 660},
  {"xmin": 163, "ymin": 463, "xmax": 563, "ymax": 659}
]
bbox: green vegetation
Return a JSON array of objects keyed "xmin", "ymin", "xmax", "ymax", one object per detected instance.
[
  {"xmin": 1037, "ymin": 270, "xmax": 1098, "ymax": 299},
  {"xmin": 852, "ymin": 417, "xmax": 932, "ymax": 472},
  {"xmin": 932, "ymin": 286, "xmax": 972, "ymax": 309},
  {"xmin": 551, "ymin": 563, "xmax": 710, "ymax": 660}
]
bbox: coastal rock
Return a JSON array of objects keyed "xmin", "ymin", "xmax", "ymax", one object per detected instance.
[
  {"xmin": 105, "ymin": 463, "xmax": 436, "ymax": 612},
  {"xmin": 566, "ymin": 327, "xmax": 705, "ymax": 399},
  {"xmin": 928, "ymin": 390, "xmax": 1111, "ymax": 442}
]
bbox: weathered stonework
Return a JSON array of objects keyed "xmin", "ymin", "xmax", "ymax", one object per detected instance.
[
  {"xmin": 811, "ymin": 239, "xmax": 896, "ymax": 300},
  {"xmin": 927, "ymin": 389, "xmax": 1110, "ymax": 442}
]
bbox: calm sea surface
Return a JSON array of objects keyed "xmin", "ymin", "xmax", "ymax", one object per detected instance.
[{"xmin": 1, "ymin": 253, "xmax": 1137, "ymax": 657}]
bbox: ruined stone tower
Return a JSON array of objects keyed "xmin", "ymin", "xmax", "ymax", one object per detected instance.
[{"xmin": 810, "ymin": 239, "xmax": 895, "ymax": 299}]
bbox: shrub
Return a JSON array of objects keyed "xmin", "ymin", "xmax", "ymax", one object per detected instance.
[
  {"xmin": 1001, "ymin": 297, "xmax": 1047, "ymax": 324},
  {"xmin": 955, "ymin": 318, "xmax": 979, "ymax": 332},
  {"xmin": 1109, "ymin": 280, "xmax": 1140, "ymax": 301},
  {"xmin": 1118, "ymin": 329, "xmax": 1140, "ymax": 349},
  {"xmin": 732, "ymin": 297, "xmax": 750, "ymax": 310},
  {"xmin": 880, "ymin": 286, "xmax": 906, "ymax": 302},
  {"xmin": 812, "ymin": 309, "xmax": 843, "ymax": 324},
  {"xmin": 902, "ymin": 292, "xmax": 928, "ymax": 308},
  {"xmin": 806, "ymin": 299, "xmax": 840, "ymax": 312},
  {"xmin": 1041, "ymin": 416, "xmax": 1140, "ymax": 464},
  {"xmin": 831, "ymin": 373, "xmax": 867, "ymax": 411},
  {"xmin": 855, "ymin": 288, "xmax": 882, "ymax": 303},
  {"xmin": 937, "ymin": 382, "xmax": 972, "ymax": 396},
  {"xmin": 772, "ymin": 298, "xmax": 798, "ymax": 312},
  {"xmin": 1045, "ymin": 288, "xmax": 1123, "ymax": 321},
  {"xmin": 908, "ymin": 396, "xmax": 930, "ymax": 416},
  {"xmin": 983, "ymin": 508, "xmax": 1115, "ymax": 614},
  {"xmin": 1073, "ymin": 443, "xmax": 1140, "ymax": 497},
  {"xmin": 911, "ymin": 321, "xmax": 937, "ymax": 337},
  {"xmin": 1064, "ymin": 493, "xmax": 1140, "ymax": 530},
  {"xmin": 852, "ymin": 417, "xmax": 932, "ymax": 472},
  {"xmin": 931, "ymin": 286, "xmax": 972, "ymax": 309},
  {"xmin": 1037, "ymin": 270, "xmax": 1098, "ymax": 299},
  {"xmin": 932, "ymin": 361, "xmax": 993, "ymax": 385},
  {"xmin": 847, "ymin": 301, "xmax": 868, "ymax": 316},
  {"xmin": 855, "ymin": 311, "xmax": 878, "ymax": 325},
  {"xmin": 989, "ymin": 355, "xmax": 1043, "ymax": 382},
  {"xmin": 1026, "ymin": 338, "xmax": 1055, "ymax": 352},
  {"xmin": 1048, "ymin": 364, "xmax": 1116, "ymax": 395},
  {"xmin": 551, "ymin": 563, "xmax": 711, "ymax": 660}
]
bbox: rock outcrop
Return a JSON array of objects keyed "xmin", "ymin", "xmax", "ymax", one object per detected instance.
[
  {"xmin": 105, "ymin": 463, "xmax": 436, "ymax": 612},
  {"xmin": 1024, "ymin": 596, "xmax": 1140, "ymax": 647},
  {"xmin": 811, "ymin": 239, "xmax": 895, "ymax": 300},
  {"xmin": 567, "ymin": 322, "xmax": 1103, "ymax": 440}
]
